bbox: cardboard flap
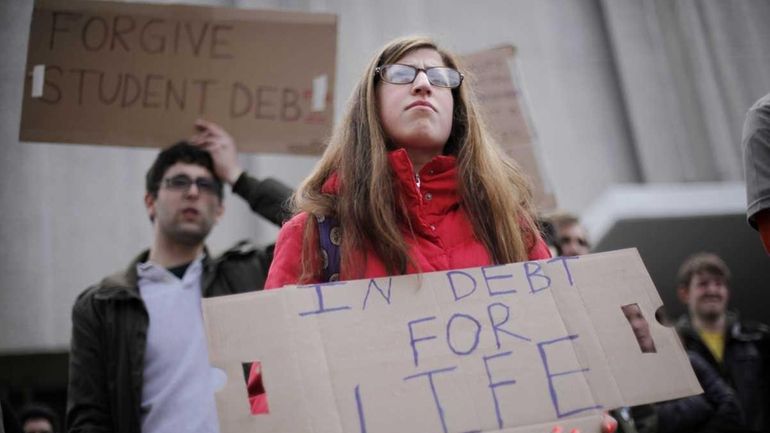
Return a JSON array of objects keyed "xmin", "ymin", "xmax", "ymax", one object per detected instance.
[
  {"xmin": 203, "ymin": 249, "xmax": 701, "ymax": 433},
  {"xmin": 203, "ymin": 288, "xmax": 342, "ymax": 433},
  {"xmin": 554, "ymin": 250, "xmax": 702, "ymax": 406}
]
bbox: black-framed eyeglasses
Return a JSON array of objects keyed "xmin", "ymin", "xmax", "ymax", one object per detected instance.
[
  {"xmin": 162, "ymin": 174, "xmax": 221, "ymax": 196},
  {"xmin": 375, "ymin": 64, "xmax": 464, "ymax": 89}
]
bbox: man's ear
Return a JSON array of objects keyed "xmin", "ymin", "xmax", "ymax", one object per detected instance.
[
  {"xmin": 144, "ymin": 192, "xmax": 156, "ymax": 222},
  {"xmin": 676, "ymin": 285, "xmax": 690, "ymax": 305}
]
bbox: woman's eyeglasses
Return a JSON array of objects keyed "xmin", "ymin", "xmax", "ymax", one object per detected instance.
[{"xmin": 375, "ymin": 64, "xmax": 464, "ymax": 89}]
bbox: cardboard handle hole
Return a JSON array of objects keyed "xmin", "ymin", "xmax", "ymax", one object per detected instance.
[
  {"xmin": 654, "ymin": 305, "xmax": 674, "ymax": 328},
  {"xmin": 243, "ymin": 361, "xmax": 270, "ymax": 415},
  {"xmin": 621, "ymin": 303, "xmax": 657, "ymax": 353}
]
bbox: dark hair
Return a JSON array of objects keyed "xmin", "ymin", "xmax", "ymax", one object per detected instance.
[
  {"xmin": 677, "ymin": 252, "xmax": 731, "ymax": 287},
  {"xmin": 145, "ymin": 141, "xmax": 223, "ymax": 199},
  {"xmin": 538, "ymin": 217, "xmax": 559, "ymax": 254},
  {"xmin": 547, "ymin": 211, "xmax": 581, "ymax": 232},
  {"xmin": 19, "ymin": 403, "xmax": 59, "ymax": 433}
]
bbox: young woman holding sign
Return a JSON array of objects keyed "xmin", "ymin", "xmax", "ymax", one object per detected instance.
[
  {"xmin": 261, "ymin": 36, "xmax": 615, "ymax": 433},
  {"xmin": 265, "ymin": 36, "xmax": 549, "ymax": 287}
]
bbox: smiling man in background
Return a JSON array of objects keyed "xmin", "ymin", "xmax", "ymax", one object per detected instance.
[{"xmin": 675, "ymin": 252, "xmax": 770, "ymax": 432}]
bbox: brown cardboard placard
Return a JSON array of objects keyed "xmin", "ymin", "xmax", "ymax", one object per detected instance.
[
  {"xmin": 19, "ymin": 0, "xmax": 336, "ymax": 154},
  {"xmin": 203, "ymin": 249, "xmax": 701, "ymax": 433},
  {"xmin": 461, "ymin": 46, "xmax": 556, "ymax": 212}
]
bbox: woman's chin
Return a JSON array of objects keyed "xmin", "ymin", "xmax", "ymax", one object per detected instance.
[{"xmin": 395, "ymin": 133, "xmax": 447, "ymax": 153}]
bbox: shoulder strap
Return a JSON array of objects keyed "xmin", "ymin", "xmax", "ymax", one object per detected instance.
[{"xmin": 316, "ymin": 215, "xmax": 341, "ymax": 282}]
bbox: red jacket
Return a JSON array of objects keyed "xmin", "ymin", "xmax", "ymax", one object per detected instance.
[{"xmin": 265, "ymin": 149, "xmax": 551, "ymax": 289}]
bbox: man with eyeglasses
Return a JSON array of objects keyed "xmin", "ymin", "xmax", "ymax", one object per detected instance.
[
  {"xmin": 674, "ymin": 252, "xmax": 768, "ymax": 432},
  {"xmin": 66, "ymin": 126, "xmax": 292, "ymax": 433}
]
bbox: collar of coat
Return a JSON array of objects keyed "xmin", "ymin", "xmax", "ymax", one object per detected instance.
[
  {"xmin": 676, "ymin": 311, "xmax": 768, "ymax": 342},
  {"xmin": 93, "ymin": 248, "xmax": 216, "ymax": 301},
  {"xmin": 320, "ymin": 148, "xmax": 460, "ymax": 219}
]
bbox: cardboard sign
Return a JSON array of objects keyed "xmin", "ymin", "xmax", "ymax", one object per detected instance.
[
  {"xmin": 19, "ymin": 0, "xmax": 336, "ymax": 154},
  {"xmin": 462, "ymin": 46, "xmax": 557, "ymax": 212},
  {"xmin": 203, "ymin": 249, "xmax": 701, "ymax": 433}
]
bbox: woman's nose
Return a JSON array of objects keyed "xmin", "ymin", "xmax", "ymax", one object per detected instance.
[{"xmin": 411, "ymin": 71, "xmax": 432, "ymax": 94}]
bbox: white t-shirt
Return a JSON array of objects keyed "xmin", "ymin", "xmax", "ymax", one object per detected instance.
[{"xmin": 138, "ymin": 256, "xmax": 221, "ymax": 433}]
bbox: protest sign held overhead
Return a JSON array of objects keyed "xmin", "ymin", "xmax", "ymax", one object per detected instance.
[
  {"xmin": 203, "ymin": 249, "xmax": 701, "ymax": 433},
  {"xmin": 20, "ymin": 0, "xmax": 337, "ymax": 154}
]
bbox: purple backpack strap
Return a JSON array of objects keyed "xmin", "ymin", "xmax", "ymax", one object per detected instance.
[{"xmin": 316, "ymin": 215, "xmax": 341, "ymax": 282}]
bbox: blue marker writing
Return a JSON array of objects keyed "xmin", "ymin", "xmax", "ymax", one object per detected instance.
[
  {"xmin": 537, "ymin": 334, "xmax": 602, "ymax": 418},
  {"xmin": 547, "ymin": 256, "xmax": 579, "ymax": 286},
  {"xmin": 354, "ymin": 385, "xmax": 367, "ymax": 433},
  {"xmin": 481, "ymin": 265, "xmax": 517, "ymax": 296},
  {"xmin": 446, "ymin": 313, "xmax": 482, "ymax": 356},
  {"xmin": 483, "ymin": 351, "xmax": 517, "ymax": 429},
  {"xmin": 524, "ymin": 261, "xmax": 551, "ymax": 294},
  {"xmin": 362, "ymin": 277, "xmax": 392, "ymax": 310},
  {"xmin": 407, "ymin": 316, "xmax": 437, "ymax": 367},
  {"xmin": 446, "ymin": 270, "xmax": 477, "ymax": 301},
  {"xmin": 487, "ymin": 302, "xmax": 531, "ymax": 349},
  {"xmin": 404, "ymin": 366, "xmax": 457, "ymax": 433},
  {"xmin": 298, "ymin": 281, "xmax": 351, "ymax": 316}
]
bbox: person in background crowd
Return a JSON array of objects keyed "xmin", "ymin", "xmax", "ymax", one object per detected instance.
[
  {"xmin": 1, "ymin": 399, "xmax": 21, "ymax": 433},
  {"xmin": 537, "ymin": 217, "xmax": 560, "ymax": 257},
  {"xmin": 549, "ymin": 212, "xmax": 591, "ymax": 257},
  {"xmin": 67, "ymin": 128, "xmax": 292, "ymax": 433},
  {"xmin": 741, "ymin": 93, "xmax": 770, "ymax": 255},
  {"xmin": 19, "ymin": 404, "xmax": 58, "ymax": 433},
  {"xmin": 618, "ymin": 349, "xmax": 745, "ymax": 433},
  {"xmin": 622, "ymin": 303, "xmax": 657, "ymax": 353},
  {"xmin": 675, "ymin": 252, "xmax": 769, "ymax": 432},
  {"xmin": 547, "ymin": 217, "xmax": 745, "ymax": 432}
]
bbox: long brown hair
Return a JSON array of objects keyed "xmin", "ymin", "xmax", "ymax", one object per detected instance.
[{"xmin": 293, "ymin": 36, "xmax": 538, "ymax": 281}]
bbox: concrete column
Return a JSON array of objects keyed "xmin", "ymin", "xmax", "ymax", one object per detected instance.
[{"xmin": 599, "ymin": 0, "xmax": 717, "ymax": 182}]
